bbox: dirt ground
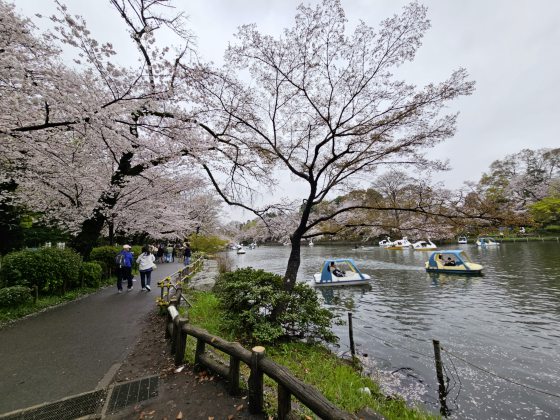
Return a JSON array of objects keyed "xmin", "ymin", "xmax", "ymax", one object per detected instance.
[{"xmin": 107, "ymin": 310, "xmax": 265, "ymax": 420}]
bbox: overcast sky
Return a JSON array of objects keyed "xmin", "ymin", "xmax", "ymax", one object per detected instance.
[{"xmin": 14, "ymin": 0, "xmax": 560, "ymax": 221}]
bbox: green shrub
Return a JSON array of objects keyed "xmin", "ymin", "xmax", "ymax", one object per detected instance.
[
  {"xmin": 0, "ymin": 248, "xmax": 82, "ymax": 294},
  {"xmin": 213, "ymin": 267, "xmax": 337, "ymax": 345},
  {"xmin": 189, "ymin": 234, "xmax": 228, "ymax": 253},
  {"xmin": 81, "ymin": 261, "xmax": 103, "ymax": 287},
  {"xmin": 0, "ymin": 286, "xmax": 32, "ymax": 307},
  {"xmin": 89, "ymin": 245, "xmax": 120, "ymax": 277}
]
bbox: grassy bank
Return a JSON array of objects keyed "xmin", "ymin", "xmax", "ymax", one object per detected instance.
[
  {"xmin": 180, "ymin": 290, "xmax": 438, "ymax": 420},
  {"xmin": 0, "ymin": 277, "xmax": 116, "ymax": 328}
]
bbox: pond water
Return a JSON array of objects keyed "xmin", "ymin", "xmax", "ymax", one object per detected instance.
[{"xmin": 231, "ymin": 241, "xmax": 560, "ymax": 419}]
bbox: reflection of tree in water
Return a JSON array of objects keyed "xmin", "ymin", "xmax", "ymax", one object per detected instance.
[{"xmin": 318, "ymin": 285, "xmax": 372, "ymax": 308}]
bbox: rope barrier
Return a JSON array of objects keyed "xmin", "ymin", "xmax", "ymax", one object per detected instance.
[
  {"xmin": 441, "ymin": 347, "xmax": 560, "ymax": 399},
  {"xmin": 349, "ymin": 315, "xmax": 560, "ymax": 401},
  {"xmin": 351, "ymin": 324, "xmax": 434, "ymax": 361}
]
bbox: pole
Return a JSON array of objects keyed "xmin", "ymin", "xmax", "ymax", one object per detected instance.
[
  {"xmin": 348, "ymin": 312, "xmax": 356, "ymax": 358},
  {"xmin": 432, "ymin": 340, "xmax": 449, "ymax": 416}
]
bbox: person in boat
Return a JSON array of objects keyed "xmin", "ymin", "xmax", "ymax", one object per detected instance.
[
  {"xmin": 444, "ymin": 257, "xmax": 456, "ymax": 266},
  {"xmin": 329, "ymin": 261, "xmax": 345, "ymax": 277}
]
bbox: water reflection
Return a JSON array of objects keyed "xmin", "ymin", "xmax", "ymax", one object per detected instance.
[{"xmin": 234, "ymin": 242, "xmax": 560, "ymax": 419}]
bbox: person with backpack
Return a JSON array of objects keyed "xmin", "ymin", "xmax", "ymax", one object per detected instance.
[
  {"xmin": 116, "ymin": 244, "xmax": 134, "ymax": 293},
  {"xmin": 136, "ymin": 245, "xmax": 156, "ymax": 291}
]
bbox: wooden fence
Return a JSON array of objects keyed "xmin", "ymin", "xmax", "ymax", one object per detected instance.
[
  {"xmin": 163, "ymin": 302, "xmax": 385, "ymax": 420},
  {"xmin": 157, "ymin": 256, "xmax": 204, "ymax": 308}
]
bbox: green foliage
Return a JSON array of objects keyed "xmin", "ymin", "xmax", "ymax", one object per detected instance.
[
  {"xmin": 188, "ymin": 234, "xmax": 228, "ymax": 253},
  {"xmin": 0, "ymin": 286, "xmax": 32, "ymax": 308},
  {"xmin": 530, "ymin": 196, "xmax": 560, "ymax": 227},
  {"xmin": 544, "ymin": 224, "xmax": 560, "ymax": 233},
  {"xmin": 89, "ymin": 245, "xmax": 120, "ymax": 277},
  {"xmin": 213, "ymin": 267, "xmax": 337, "ymax": 344},
  {"xmin": 81, "ymin": 261, "xmax": 103, "ymax": 287},
  {"xmin": 0, "ymin": 248, "xmax": 82, "ymax": 293}
]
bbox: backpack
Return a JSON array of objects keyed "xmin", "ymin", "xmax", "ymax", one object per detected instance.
[{"xmin": 115, "ymin": 253, "xmax": 125, "ymax": 267}]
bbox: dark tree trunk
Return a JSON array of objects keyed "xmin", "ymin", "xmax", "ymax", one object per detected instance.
[
  {"xmin": 108, "ymin": 218, "xmax": 115, "ymax": 245},
  {"xmin": 71, "ymin": 152, "xmax": 136, "ymax": 257},
  {"xmin": 284, "ymin": 234, "xmax": 302, "ymax": 291}
]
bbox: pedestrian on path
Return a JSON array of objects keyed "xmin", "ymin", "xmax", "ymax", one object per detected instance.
[
  {"xmin": 183, "ymin": 242, "xmax": 191, "ymax": 267},
  {"xmin": 136, "ymin": 245, "xmax": 156, "ymax": 291},
  {"xmin": 156, "ymin": 243, "xmax": 165, "ymax": 263},
  {"xmin": 116, "ymin": 244, "xmax": 134, "ymax": 293},
  {"xmin": 165, "ymin": 243, "xmax": 174, "ymax": 262}
]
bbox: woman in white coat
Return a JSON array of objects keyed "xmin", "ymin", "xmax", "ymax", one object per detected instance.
[{"xmin": 136, "ymin": 245, "xmax": 156, "ymax": 291}]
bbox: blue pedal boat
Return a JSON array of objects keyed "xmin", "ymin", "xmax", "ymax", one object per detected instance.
[
  {"xmin": 425, "ymin": 250, "xmax": 483, "ymax": 275},
  {"xmin": 312, "ymin": 258, "xmax": 372, "ymax": 287}
]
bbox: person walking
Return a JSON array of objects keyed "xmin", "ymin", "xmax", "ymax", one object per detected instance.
[
  {"xmin": 165, "ymin": 243, "xmax": 174, "ymax": 263},
  {"xmin": 116, "ymin": 244, "xmax": 134, "ymax": 293},
  {"xmin": 136, "ymin": 245, "xmax": 156, "ymax": 291},
  {"xmin": 156, "ymin": 244, "xmax": 165, "ymax": 264},
  {"xmin": 183, "ymin": 242, "xmax": 192, "ymax": 267}
]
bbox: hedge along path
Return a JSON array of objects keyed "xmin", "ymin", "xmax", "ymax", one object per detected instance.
[{"xmin": 0, "ymin": 261, "xmax": 183, "ymax": 415}]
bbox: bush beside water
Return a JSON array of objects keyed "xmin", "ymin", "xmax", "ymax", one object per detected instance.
[{"xmin": 213, "ymin": 267, "xmax": 337, "ymax": 344}]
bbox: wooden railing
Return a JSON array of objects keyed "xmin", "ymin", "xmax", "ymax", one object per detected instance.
[
  {"xmin": 157, "ymin": 257, "xmax": 204, "ymax": 308},
  {"xmin": 164, "ymin": 303, "xmax": 385, "ymax": 420}
]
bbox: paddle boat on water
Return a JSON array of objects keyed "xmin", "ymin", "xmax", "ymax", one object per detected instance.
[
  {"xmin": 386, "ymin": 237, "xmax": 412, "ymax": 250},
  {"xmin": 412, "ymin": 239, "xmax": 437, "ymax": 251},
  {"xmin": 476, "ymin": 237, "xmax": 500, "ymax": 247},
  {"xmin": 237, "ymin": 246, "xmax": 246, "ymax": 254},
  {"xmin": 312, "ymin": 258, "xmax": 372, "ymax": 287},
  {"xmin": 378, "ymin": 237, "xmax": 392, "ymax": 247},
  {"xmin": 458, "ymin": 236, "xmax": 468, "ymax": 244},
  {"xmin": 425, "ymin": 250, "xmax": 483, "ymax": 275}
]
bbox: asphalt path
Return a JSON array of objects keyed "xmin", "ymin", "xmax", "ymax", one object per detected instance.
[{"xmin": 0, "ymin": 262, "xmax": 183, "ymax": 415}]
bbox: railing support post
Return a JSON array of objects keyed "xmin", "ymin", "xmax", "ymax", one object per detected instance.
[
  {"xmin": 249, "ymin": 346, "xmax": 265, "ymax": 414},
  {"xmin": 278, "ymin": 383, "xmax": 291, "ymax": 420},
  {"xmin": 228, "ymin": 355, "xmax": 240, "ymax": 395},
  {"xmin": 194, "ymin": 338, "xmax": 206, "ymax": 371},
  {"xmin": 174, "ymin": 318, "xmax": 188, "ymax": 366}
]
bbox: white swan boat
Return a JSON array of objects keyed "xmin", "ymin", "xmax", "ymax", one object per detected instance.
[
  {"xmin": 386, "ymin": 237, "xmax": 412, "ymax": 250},
  {"xmin": 379, "ymin": 237, "xmax": 393, "ymax": 247},
  {"xmin": 412, "ymin": 239, "xmax": 437, "ymax": 250}
]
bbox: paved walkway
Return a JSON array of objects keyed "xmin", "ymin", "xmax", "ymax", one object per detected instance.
[{"xmin": 0, "ymin": 262, "xmax": 183, "ymax": 415}]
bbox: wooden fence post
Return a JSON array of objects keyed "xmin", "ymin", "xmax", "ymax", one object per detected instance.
[
  {"xmin": 174, "ymin": 318, "xmax": 188, "ymax": 366},
  {"xmin": 278, "ymin": 383, "xmax": 291, "ymax": 420},
  {"xmin": 194, "ymin": 338, "xmax": 206, "ymax": 370},
  {"xmin": 249, "ymin": 346, "xmax": 266, "ymax": 414},
  {"xmin": 228, "ymin": 355, "xmax": 240, "ymax": 395}
]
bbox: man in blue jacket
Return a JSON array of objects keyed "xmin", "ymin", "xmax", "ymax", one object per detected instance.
[{"xmin": 116, "ymin": 244, "xmax": 134, "ymax": 293}]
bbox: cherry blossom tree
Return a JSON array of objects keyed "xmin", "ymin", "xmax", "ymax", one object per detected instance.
[
  {"xmin": 1, "ymin": 0, "xmax": 214, "ymax": 256},
  {"xmin": 186, "ymin": 0, "xmax": 475, "ymax": 290}
]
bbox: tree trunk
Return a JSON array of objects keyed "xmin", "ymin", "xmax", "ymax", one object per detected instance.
[
  {"xmin": 284, "ymin": 234, "xmax": 302, "ymax": 291},
  {"xmin": 71, "ymin": 152, "xmax": 135, "ymax": 257},
  {"xmin": 108, "ymin": 218, "xmax": 115, "ymax": 245}
]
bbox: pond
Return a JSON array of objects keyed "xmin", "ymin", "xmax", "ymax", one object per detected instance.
[{"xmin": 231, "ymin": 241, "xmax": 560, "ymax": 419}]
